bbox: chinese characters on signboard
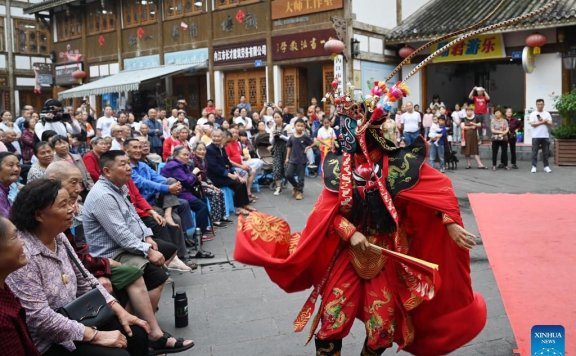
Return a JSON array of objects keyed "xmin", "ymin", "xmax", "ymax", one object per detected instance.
[
  {"xmin": 55, "ymin": 63, "xmax": 83, "ymax": 86},
  {"xmin": 272, "ymin": 28, "xmax": 336, "ymax": 60},
  {"xmin": 213, "ymin": 40, "xmax": 267, "ymax": 65},
  {"xmin": 272, "ymin": 0, "xmax": 343, "ymax": 20},
  {"xmin": 431, "ymin": 34, "xmax": 506, "ymax": 63}
]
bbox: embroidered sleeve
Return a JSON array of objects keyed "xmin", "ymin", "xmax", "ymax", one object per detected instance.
[{"xmin": 333, "ymin": 215, "xmax": 357, "ymax": 242}]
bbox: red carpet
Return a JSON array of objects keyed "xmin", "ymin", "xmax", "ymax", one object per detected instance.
[{"xmin": 469, "ymin": 194, "xmax": 576, "ymax": 355}]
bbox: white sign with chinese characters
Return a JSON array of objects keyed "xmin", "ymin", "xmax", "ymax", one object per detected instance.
[
  {"xmin": 213, "ymin": 41, "xmax": 267, "ymax": 65},
  {"xmin": 334, "ymin": 54, "xmax": 345, "ymax": 91}
]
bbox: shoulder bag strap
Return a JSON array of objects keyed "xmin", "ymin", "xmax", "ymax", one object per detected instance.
[{"xmin": 61, "ymin": 239, "xmax": 97, "ymax": 288}]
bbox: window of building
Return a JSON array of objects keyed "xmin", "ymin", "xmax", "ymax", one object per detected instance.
[
  {"xmin": 122, "ymin": 0, "xmax": 158, "ymax": 28},
  {"xmin": 14, "ymin": 19, "xmax": 50, "ymax": 55},
  {"xmin": 87, "ymin": 1, "xmax": 116, "ymax": 35},
  {"xmin": 55, "ymin": 11, "xmax": 82, "ymax": 41},
  {"xmin": 164, "ymin": 0, "xmax": 203, "ymax": 19},
  {"xmin": 214, "ymin": 0, "xmax": 259, "ymax": 10},
  {"xmin": 0, "ymin": 18, "xmax": 4, "ymax": 52}
]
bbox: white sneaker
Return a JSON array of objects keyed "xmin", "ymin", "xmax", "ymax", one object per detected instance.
[
  {"xmin": 530, "ymin": 166, "xmax": 537, "ymax": 173},
  {"xmin": 167, "ymin": 257, "xmax": 192, "ymax": 272},
  {"xmin": 273, "ymin": 187, "xmax": 281, "ymax": 196},
  {"xmin": 544, "ymin": 166, "xmax": 552, "ymax": 173}
]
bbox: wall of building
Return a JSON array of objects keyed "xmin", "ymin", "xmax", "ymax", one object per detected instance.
[{"xmin": 352, "ymin": 0, "xmax": 431, "ymax": 29}]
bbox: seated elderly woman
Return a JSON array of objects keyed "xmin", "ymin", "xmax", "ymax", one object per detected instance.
[
  {"xmin": 27, "ymin": 142, "xmax": 54, "ymax": 183},
  {"xmin": 0, "ymin": 152, "xmax": 21, "ymax": 218},
  {"xmin": 45, "ymin": 161, "xmax": 194, "ymax": 354},
  {"xmin": 50, "ymin": 135, "xmax": 94, "ymax": 196},
  {"xmin": 205, "ymin": 129, "xmax": 255, "ymax": 216},
  {"xmin": 0, "ymin": 216, "xmax": 40, "ymax": 355},
  {"xmin": 6, "ymin": 179, "xmax": 150, "ymax": 355},
  {"xmin": 160, "ymin": 146, "xmax": 211, "ymax": 241}
]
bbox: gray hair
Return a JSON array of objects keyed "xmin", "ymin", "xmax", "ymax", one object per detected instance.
[{"xmin": 45, "ymin": 161, "xmax": 81, "ymax": 180}]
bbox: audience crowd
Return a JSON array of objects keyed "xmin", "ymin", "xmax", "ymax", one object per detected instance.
[{"xmin": 0, "ymin": 87, "xmax": 552, "ymax": 354}]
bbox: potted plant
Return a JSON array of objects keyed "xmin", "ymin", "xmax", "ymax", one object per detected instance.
[{"xmin": 553, "ymin": 90, "xmax": 576, "ymax": 165}]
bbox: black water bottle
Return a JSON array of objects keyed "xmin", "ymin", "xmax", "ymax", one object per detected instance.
[{"xmin": 174, "ymin": 290, "xmax": 189, "ymax": 328}]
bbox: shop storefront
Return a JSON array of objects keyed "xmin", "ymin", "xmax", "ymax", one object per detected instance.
[
  {"xmin": 271, "ymin": 29, "xmax": 336, "ymax": 113},
  {"xmin": 213, "ymin": 40, "xmax": 267, "ymax": 116}
]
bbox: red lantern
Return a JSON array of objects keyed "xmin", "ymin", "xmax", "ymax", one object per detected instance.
[
  {"xmin": 398, "ymin": 45, "xmax": 415, "ymax": 59},
  {"xmin": 324, "ymin": 38, "xmax": 345, "ymax": 55},
  {"xmin": 72, "ymin": 70, "xmax": 86, "ymax": 80},
  {"xmin": 525, "ymin": 33, "xmax": 547, "ymax": 55}
]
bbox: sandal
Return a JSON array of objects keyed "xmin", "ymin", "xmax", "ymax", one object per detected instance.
[
  {"xmin": 244, "ymin": 206, "xmax": 257, "ymax": 212},
  {"xmin": 149, "ymin": 331, "xmax": 194, "ymax": 355},
  {"xmin": 194, "ymin": 250, "xmax": 215, "ymax": 258},
  {"xmin": 465, "ymin": 166, "xmax": 471, "ymax": 169},
  {"xmin": 221, "ymin": 218, "xmax": 234, "ymax": 223}
]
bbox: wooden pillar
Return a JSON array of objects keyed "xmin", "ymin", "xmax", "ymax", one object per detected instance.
[
  {"xmin": 208, "ymin": 2, "xmax": 215, "ymax": 101},
  {"xmin": 265, "ymin": 0, "xmax": 274, "ymax": 102}
]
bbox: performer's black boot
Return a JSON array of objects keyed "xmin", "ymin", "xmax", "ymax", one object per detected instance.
[
  {"xmin": 315, "ymin": 337, "xmax": 342, "ymax": 356},
  {"xmin": 360, "ymin": 338, "xmax": 387, "ymax": 356}
]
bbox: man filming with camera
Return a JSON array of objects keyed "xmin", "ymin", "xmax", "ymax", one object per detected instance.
[{"xmin": 35, "ymin": 99, "xmax": 81, "ymax": 139}]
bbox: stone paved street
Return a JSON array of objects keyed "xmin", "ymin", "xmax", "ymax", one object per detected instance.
[{"xmin": 155, "ymin": 162, "xmax": 576, "ymax": 356}]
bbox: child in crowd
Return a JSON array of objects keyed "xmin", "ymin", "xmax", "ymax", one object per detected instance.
[
  {"xmin": 315, "ymin": 117, "xmax": 338, "ymax": 164},
  {"xmin": 285, "ymin": 119, "xmax": 314, "ymax": 200},
  {"xmin": 428, "ymin": 116, "xmax": 447, "ymax": 173}
]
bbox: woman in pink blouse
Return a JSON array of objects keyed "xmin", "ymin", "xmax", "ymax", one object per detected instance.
[{"xmin": 7, "ymin": 179, "xmax": 150, "ymax": 355}]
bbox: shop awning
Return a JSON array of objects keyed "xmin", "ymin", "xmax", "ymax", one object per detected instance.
[
  {"xmin": 58, "ymin": 64, "xmax": 204, "ymax": 100},
  {"xmin": 24, "ymin": 0, "xmax": 78, "ymax": 14},
  {"xmin": 387, "ymin": 0, "xmax": 576, "ymax": 44}
]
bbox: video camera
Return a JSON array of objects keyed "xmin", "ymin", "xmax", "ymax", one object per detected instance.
[{"xmin": 40, "ymin": 99, "xmax": 71, "ymax": 123}]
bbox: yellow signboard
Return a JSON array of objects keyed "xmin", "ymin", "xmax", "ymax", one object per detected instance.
[{"xmin": 431, "ymin": 33, "xmax": 506, "ymax": 63}]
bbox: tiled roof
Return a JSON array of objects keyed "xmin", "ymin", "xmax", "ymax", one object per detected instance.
[{"xmin": 387, "ymin": 0, "xmax": 576, "ymax": 43}]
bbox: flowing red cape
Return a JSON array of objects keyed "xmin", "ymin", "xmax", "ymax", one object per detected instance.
[{"xmin": 234, "ymin": 165, "xmax": 486, "ymax": 355}]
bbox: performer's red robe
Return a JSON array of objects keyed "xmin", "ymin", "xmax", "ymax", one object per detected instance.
[{"xmin": 234, "ymin": 164, "xmax": 486, "ymax": 355}]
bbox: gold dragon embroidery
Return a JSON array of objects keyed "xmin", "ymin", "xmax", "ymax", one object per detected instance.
[{"xmin": 324, "ymin": 288, "xmax": 349, "ymax": 331}]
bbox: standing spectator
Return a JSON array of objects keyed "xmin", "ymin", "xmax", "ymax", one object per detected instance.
[
  {"xmin": 143, "ymin": 108, "xmax": 163, "ymax": 157},
  {"xmin": 381, "ymin": 112, "xmax": 398, "ymax": 145},
  {"xmin": 428, "ymin": 116, "xmax": 447, "ymax": 173},
  {"xmin": 50, "ymin": 135, "xmax": 95, "ymax": 193},
  {"xmin": 236, "ymin": 95, "xmax": 252, "ymax": 112},
  {"xmin": 269, "ymin": 111, "xmax": 289, "ymax": 196},
  {"xmin": 285, "ymin": 119, "xmax": 314, "ymax": 200},
  {"xmin": 0, "ymin": 111, "xmax": 21, "ymax": 137},
  {"xmin": 422, "ymin": 107, "xmax": 434, "ymax": 140},
  {"xmin": 20, "ymin": 119, "xmax": 37, "ymax": 164},
  {"xmin": 490, "ymin": 108, "xmax": 509, "ymax": 170},
  {"xmin": 451, "ymin": 104, "xmax": 462, "ymax": 143},
  {"xmin": 529, "ymin": 98, "xmax": 553, "ymax": 173},
  {"xmin": 35, "ymin": 100, "xmax": 82, "ymax": 139},
  {"xmin": 282, "ymin": 106, "xmax": 294, "ymax": 125},
  {"xmin": 0, "ymin": 216, "xmax": 41, "ymax": 355},
  {"xmin": 315, "ymin": 116, "xmax": 337, "ymax": 164},
  {"xmin": 400, "ymin": 102, "xmax": 422, "ymax": 146},
  {"xmin": 75, "ymin": 111, "xmax": 95, "ymax": 155},
  {"xmin": 168, "ymin": 110, "xmax": 189, "ymax": 131},
  {"xmin": 96, "ymin": 105, "xmax": 117, "ymax": 138},
  {"xmin": 205, "ymin": 129, "xmax": 254, "ymax": 216},
  {"xmin": 27, "ymin": 142, "xmax": 54, "ymax": 182},
  {"xmin": 202, "ymin": 99, "xmax": 216, "ymax": 115},
  {"xmin": 460, "ymin": 106, "xmax": 487, "ymax": 169},
  {"xmin": 14, "ymin": 107, "xmax": 32, "ymax": 133},
  {"xmin": 0, "ymin": 152, "xmax": 20, "ymax": 217},
  {"xmin": 429, "ymin": 94, "xmax": 445, "ymax": 113},
  {"xmin": 505, "ymin": 107, "xmax": 520, "ymax": 169},
  {"xmin": 468, "ymin": 86, "xmax": 491, "ymax": 139}
]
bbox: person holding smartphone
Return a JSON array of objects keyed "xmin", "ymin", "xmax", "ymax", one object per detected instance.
[{"xmin": 528, "ymin": 98, "xmax": 553, "ymax": 173}]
